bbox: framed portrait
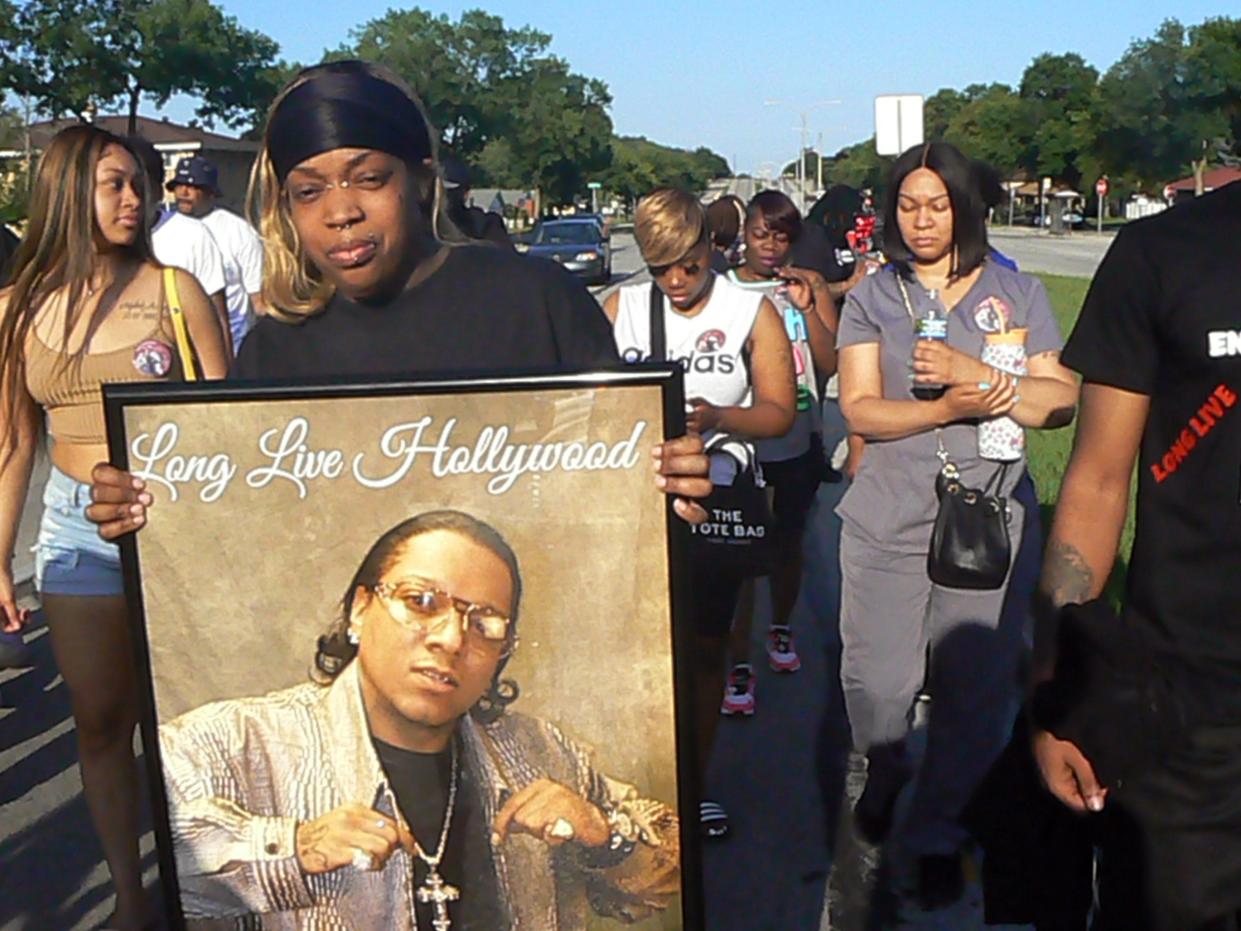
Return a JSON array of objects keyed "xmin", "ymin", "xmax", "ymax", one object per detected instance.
[{"xmin": 104, "ymin": 368, "xmax": 699, "ymax": 931}]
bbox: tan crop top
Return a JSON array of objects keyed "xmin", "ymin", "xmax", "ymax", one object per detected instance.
[{"xmin": 25, "ymin": 320, "xmax": 183, "ymax": 445}]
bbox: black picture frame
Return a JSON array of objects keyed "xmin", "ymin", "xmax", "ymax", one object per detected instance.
[{"xmin": 104, "ymin": 366, "xmax": 700, "ymax": 930}]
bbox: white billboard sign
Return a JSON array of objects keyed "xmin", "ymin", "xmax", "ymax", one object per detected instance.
[{"xmin": 875, "ymin": 94, "xmax": 924, "ymax": 157}]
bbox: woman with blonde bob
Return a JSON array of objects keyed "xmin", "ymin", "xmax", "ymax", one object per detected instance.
[
  {"xmin": 0, "ymin": 124, "xmax": 229, "ymax": 928},
  {"xmin": 89, "ymin": 60, "xmax": 712, "ymax": 537},
  {"xmin": 604, "ymin": 188, "xmax": 796, "ymax": 839}
]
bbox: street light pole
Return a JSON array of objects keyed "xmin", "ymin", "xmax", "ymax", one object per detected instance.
[
  {"xmin": 798, "ymin": 111, "xmax": 807, "ymax": 203},
  {"xmin": 766, "ymin": 98, "xmax": 840, "ymax": 209},
  {"xmin": 816, "ymin": 131, "xmax": 823, "ymax": 194}
]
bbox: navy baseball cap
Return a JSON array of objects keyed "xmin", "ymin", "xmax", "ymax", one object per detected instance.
[{"xmin": 166, "ymin": 156, "xmax": 220, "ymax": 194}]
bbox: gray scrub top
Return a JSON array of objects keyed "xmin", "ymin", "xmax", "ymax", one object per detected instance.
[{"xmin": 835, "ymin": 260, "xmax": 1063, "ymax": 551}]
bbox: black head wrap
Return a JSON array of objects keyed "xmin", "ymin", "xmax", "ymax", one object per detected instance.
[{"xmin": 266, "ymin": 68, "xmax": 433, "ymax": 183}]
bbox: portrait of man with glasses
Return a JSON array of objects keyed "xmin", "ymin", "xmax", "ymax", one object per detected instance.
[{"xmin": 156, "ymin": 509, "xmax": 680, "ymax": 931}]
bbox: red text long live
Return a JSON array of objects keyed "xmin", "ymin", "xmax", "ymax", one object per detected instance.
[{"xmin": 1151, "ymin": 383, "xmax": 1237, "ymax": 483}]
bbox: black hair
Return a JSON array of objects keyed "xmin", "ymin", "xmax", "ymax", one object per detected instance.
[
  {"xmin": 881, "ymin": 141, "xmax": 989, "ymax": 278},
  {"xmin": 974, "ymin": 160, "xmax": 1006, "ymax": 210},
  {"xmin": 705, "ymin": 195, "xmax": 743, "ymax": 248},
  {"xmin": 746, "ymin": 190, "xmax": 802, "ymax": 242},
  {"xmin": 314, "ymin": 509, "xmax": 523, "ymax": 723},
  {"xmin": 806, "ymin": 185, "xmax": 864, "ymax": 249}
]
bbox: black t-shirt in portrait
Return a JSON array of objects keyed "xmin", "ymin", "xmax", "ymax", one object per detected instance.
[
  {"xmin": 230, "ymin": 244, "xmax": 619, "ymax": 381},
  {"xmin": 373, "ymin": 737, "xmax": 507, "ymax": 931},
  {"xmin": 1061, "ymin": 182, "xmax": 1241, "ymax": 672}
]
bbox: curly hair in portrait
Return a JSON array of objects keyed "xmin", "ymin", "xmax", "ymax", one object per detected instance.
[{"xmin": 314, "ymin": 509, "xmax": 523, "ymax": 723}]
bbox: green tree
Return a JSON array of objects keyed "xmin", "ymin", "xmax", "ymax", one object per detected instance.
[
  {"xmin": 473, "ymin": 137, "xmax": 520, "ymax": 187},
  {"xmin": 924, "ymin": 88, "xmax": 966, "ymax": 141},
  {"xmin": 1183, "ymin": 16, "xmax": 1241, "ymax": 188},
  {"xmin": 944, "ymin": 84, "xmax": 1032, "ymax": 176},
  {"xmin": 1019, "ymin": 52, "xmax": 1100, "ymax": 186},
  {"xmin": 0, "ymin": 102, "xmax": 22, "ymax": 148},
  {"xmin": 341, "ymin": 8, "xmax": 551, "ymax": 159},
  {"xmin": 690, "ymin": 146, "xmax": 730, "ymax": 181},
  {"xmin": 1, "ymin": 0, "xmax": 281, "ymax": 133},
  {"xmin": 503, "ymin": 57, "xmax": 612, "ymax": 205},
  {"xmin": 1096, "ymin": 18, "xmax": 1239, "ymax": 191},
  {"xmin": 601, "ymin": 136, "xmax": 730, "ymax": 206},
  {"xmin": 823, "ymin": 138, "xmax": 892, "ymax": 196},
  {"xmin": 340, "ymin": 7, "xmax": 614, "ymax": 205}
]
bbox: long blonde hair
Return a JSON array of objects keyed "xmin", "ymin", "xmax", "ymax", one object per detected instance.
[
  {"xmin": 246, "ymin": 60, "xmax": 463, "ymax": 321},
  {"xmin": 0, "ymin": 125, "xmax": 154, "ymax": 461}
]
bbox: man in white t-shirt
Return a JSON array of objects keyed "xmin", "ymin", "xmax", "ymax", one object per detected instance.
[
  {"xmin": 131, "ymin": 138, "xmax": 231, "ymax": 353},
  {"xmin": 168, "ymin": 156, "xmax": 265, "ymax": 353}
]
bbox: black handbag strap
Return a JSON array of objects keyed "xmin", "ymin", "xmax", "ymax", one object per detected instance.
[
  {"xmin": 983, "ymin": 461, "xmax": 1010, "ymax": 497},
  {"xmin": 648, "ymin": 283, "xmax": 666, "ymax": 362}
]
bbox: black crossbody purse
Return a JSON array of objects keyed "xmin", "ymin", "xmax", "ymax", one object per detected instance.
[
  {"xmin": 897, "ymin": 275, "xmax": 1012, "ymax": 590},
  {"xmin": 648, "ymin": 284, "xmax": 773, "ymax": 578},
  {"xmin": 928, "ymin": 435, "xmax": 1011, "ymax": 589}
]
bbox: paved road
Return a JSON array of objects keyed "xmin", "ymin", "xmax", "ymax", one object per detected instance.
[
  {"xmin": 590, "ymin": 230, "xmax": 646, "ymax": 298},
  {"xmin": 989, "ymin": 228, "xmax": 1111, "ymax": 279}
]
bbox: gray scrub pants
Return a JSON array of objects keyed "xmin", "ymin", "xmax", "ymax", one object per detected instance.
[{"xmin": 839, "ymin": 497, "xmax": 1030, "ymax": 856}]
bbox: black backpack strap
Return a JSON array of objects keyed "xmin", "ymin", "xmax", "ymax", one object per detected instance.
[{"xmin": 648, "ymin": 283, "xmax": 666, "ymax": 362}]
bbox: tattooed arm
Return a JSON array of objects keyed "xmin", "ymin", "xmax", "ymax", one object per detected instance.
[
  {"xmin": 1032, "ymin": 382, "xmax": 1149, "ymax": 681},
  {"xmin": 1032, "ymin": 382, "xmax": 1148, "ymax": 813}
]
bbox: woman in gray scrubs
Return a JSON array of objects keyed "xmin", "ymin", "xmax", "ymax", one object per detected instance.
[{"xmin": 834, "ymin": 142, "xmax": 1079, "ymax": 910}]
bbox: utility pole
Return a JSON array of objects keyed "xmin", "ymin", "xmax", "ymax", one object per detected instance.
[
  {"xmin": 816, "ymin": 131, "xmax": 823, "ymax": 194},
  {"xmin": 766, "ymin": 98, "xmax": 841, "ymax": 209},
  {"xmin": 798, "ymin": 111, "xmax": 807, "ymax": 206}
]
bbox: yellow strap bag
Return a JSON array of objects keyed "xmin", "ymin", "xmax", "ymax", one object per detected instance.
[{"xmin": 163, "ymin": 267, "xmax": 199, "ymax": 381}]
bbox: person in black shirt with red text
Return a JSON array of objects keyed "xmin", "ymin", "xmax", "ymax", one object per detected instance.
[{"xmin": 1032, "ymin": 181, "xmax": 1241, "ymax": 930}]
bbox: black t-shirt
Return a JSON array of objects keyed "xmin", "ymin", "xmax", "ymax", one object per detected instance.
[
  {"xmin": 373, "ymin": 737, "xmax": 506, "ymax": 930},
  {"xmin": 230, "ymin": 245, "xmax": 618, "ymax": 380},
  {"xmin": 789, "ymin": 222, "xmax": 853, "ymax": 284},
  {"xmin": 1061, "ymin": 182, "xmax": 1241, "ymax": 670}
]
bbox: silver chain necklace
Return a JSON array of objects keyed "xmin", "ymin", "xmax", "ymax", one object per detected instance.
[{"xmin": 413, "ymin": 742, "xmax": 460, "ymax": 931}]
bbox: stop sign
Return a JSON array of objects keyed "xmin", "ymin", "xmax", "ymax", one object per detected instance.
[{"xmin": 1095, "ymin": 177, "xmax": 1109, "ymax": 197}]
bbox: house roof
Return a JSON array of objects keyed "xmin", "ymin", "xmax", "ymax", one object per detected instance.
[
  {"xmin": 28, "ymin": 115, "xmax": 258, "ymax": 153},
  {"xmin": 468, "ymin": 188, "xmax": 531, "ymax": 209},
  {"xmin": 1166, "ymin": 166, "xmax": 1241, "ymax": 193}
]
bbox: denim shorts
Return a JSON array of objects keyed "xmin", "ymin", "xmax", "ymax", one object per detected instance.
[{"xmin": 34, "ymin": 465, "xmax": 123, "ymax": 597}]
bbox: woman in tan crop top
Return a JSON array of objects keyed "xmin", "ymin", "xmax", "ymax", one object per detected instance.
[{"xmin": 0, "ymin": 125, "xmax": 228, "ymax": 928}]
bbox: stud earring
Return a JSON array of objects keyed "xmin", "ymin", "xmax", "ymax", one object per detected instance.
[{"xmin": 348, "ymin": 628, "xmax": 360, "ymax": 646}]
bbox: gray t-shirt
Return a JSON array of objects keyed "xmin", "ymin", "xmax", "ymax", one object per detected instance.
[{"xmin": 835, "ymin": 261, "xmax": 1063, "ymax": 550}]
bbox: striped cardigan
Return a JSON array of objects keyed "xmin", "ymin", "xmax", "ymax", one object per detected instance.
[{"xmin": 159, "ymin": 661, "xmax": 680, "ymax": 930}]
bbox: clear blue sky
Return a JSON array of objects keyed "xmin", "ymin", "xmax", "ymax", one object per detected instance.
[{"xmin": 182, "ymin": 0, "xmax": 1230, "ymax": 174}]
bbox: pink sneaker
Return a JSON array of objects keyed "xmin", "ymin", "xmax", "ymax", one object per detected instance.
[
  {"xmin": 720, "ymin": 664, "xmax": 756, "ymax": 716},
  {"xmin": 767, "ymin": 626, "xmax": 801, "ymax": 673}
]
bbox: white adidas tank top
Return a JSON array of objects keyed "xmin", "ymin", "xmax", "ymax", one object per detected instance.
[{"xmin": 613, "ymin": 273, "xmax": 763, "ymax": 481}]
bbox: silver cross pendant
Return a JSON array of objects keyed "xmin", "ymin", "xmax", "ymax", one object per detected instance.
[{"xmin": 416, "ymin": 868, "xmax": 460, "ymax": 931}]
